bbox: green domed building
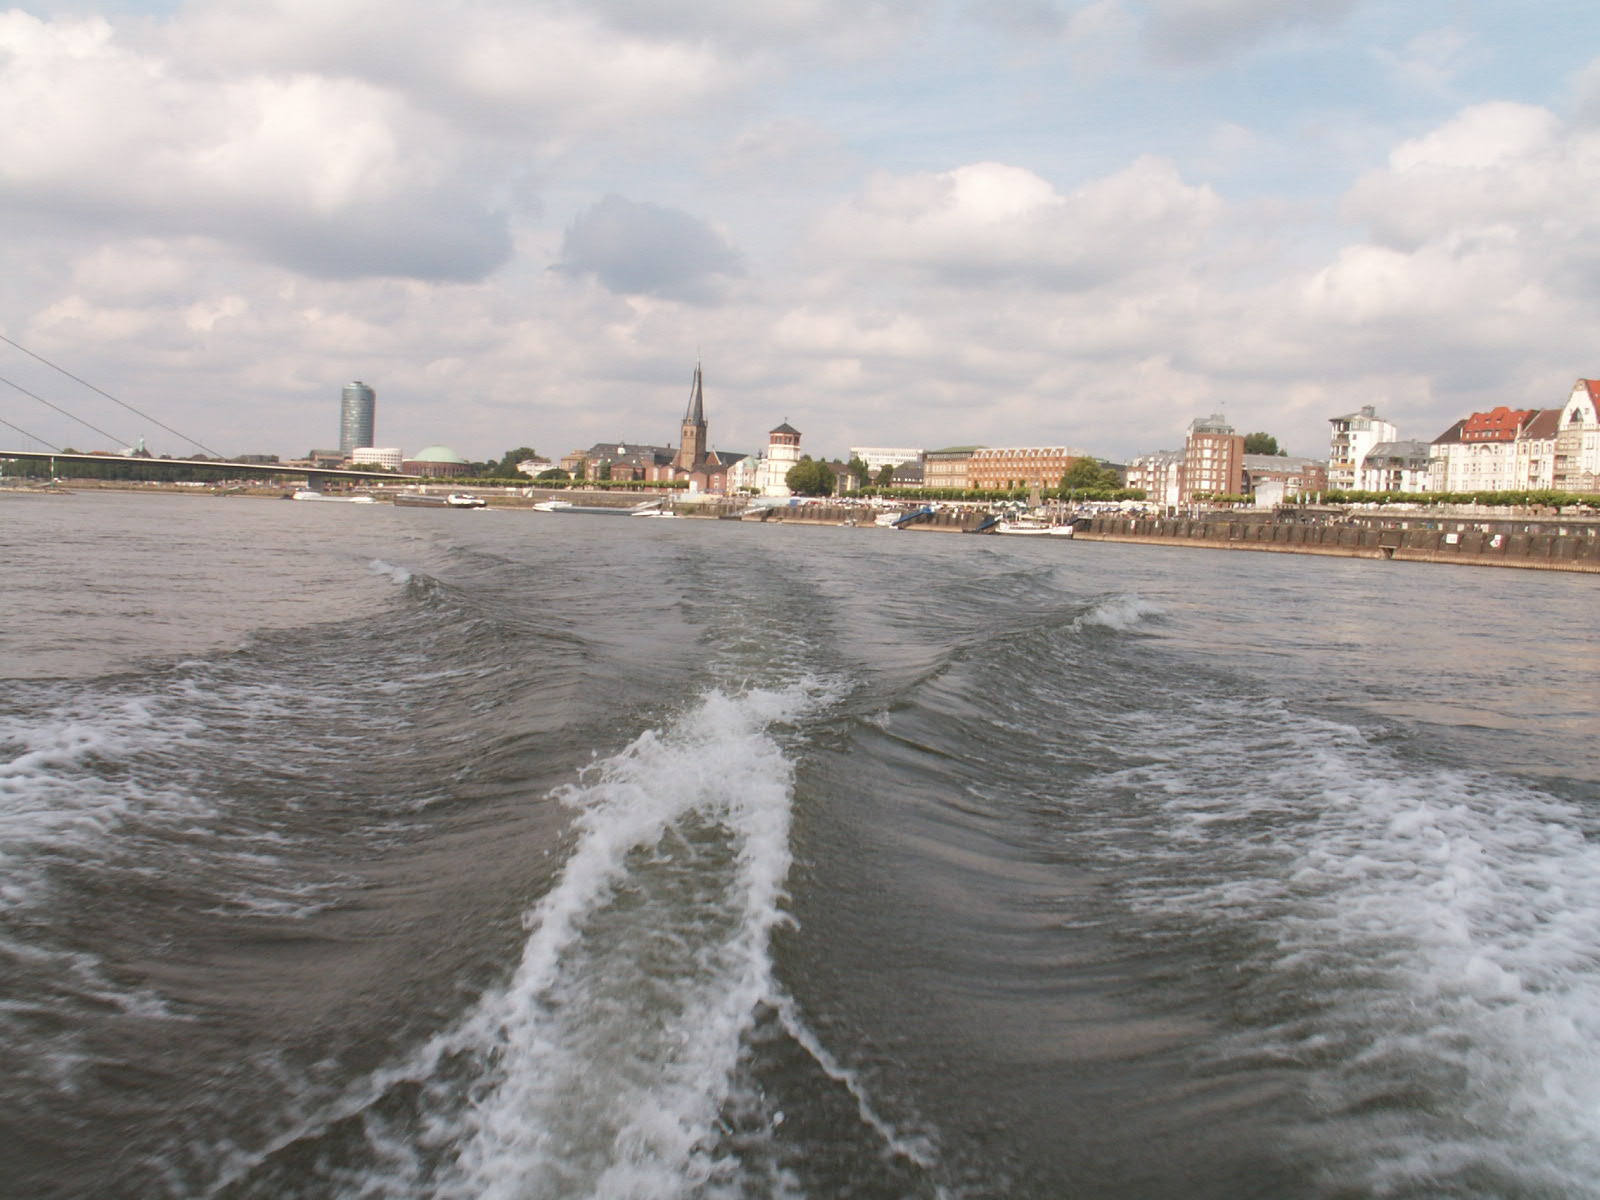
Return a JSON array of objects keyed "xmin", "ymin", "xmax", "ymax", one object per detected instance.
[{"xmin": 404, "ymin": 445, "xmax": 474, "ymax": 478}]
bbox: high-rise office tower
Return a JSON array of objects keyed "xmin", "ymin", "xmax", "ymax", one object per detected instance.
[{"xmin": 340, "ymin": 381, "xmax": 376, "ymax": 457}]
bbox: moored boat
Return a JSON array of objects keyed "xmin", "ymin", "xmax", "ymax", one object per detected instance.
[
  {"xmin": 538, "ymin": 499, "xmax": 677, "ymax": 517},
  {"xmin": 393, "ymin": 491, "xmax": 487, "ymax": 509},
  {"xmin": 994, "ymin": 516, "xmax": 1074, "ymax": 537},
  {"xmin": 291, "ymin": 488, "xmax": 378, "ymax": 503}
]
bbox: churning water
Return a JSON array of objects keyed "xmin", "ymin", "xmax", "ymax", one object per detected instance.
[{"xmin": 2, "ymin": 490, "xmax": 1597, "ymax": 1199}]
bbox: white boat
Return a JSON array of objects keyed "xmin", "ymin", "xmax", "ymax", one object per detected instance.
[
  {"xmin": 540, "ymin": 502, "xmax": 636, "ymax": 516},
  {"xmin": 538, "ymin": 499, "xmax": 678, "ymax": 517},
  {"xmin": 291, "ymin": 488, "xmax": 377, "ymax": 503},
  {"xmin": 995, "ymin": 517, "xmax": 1074, "ymax": 537},
  {"xmin": 394, "ymin": 491, "xmax": 487, "ymax": 509}
]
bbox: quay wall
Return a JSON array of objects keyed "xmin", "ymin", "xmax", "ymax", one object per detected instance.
[{"xmin": 1076, "ymin": 516, "xmax": 1600, "ymax": 574}]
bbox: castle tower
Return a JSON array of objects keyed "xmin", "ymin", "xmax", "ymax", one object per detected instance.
[
  {"xmin": 762, "ymin": 420, "xmax": 802, "ymax": 496},
  {"xmin": 675, "ymin": 361, "xmax": 708, "ymax": 471}
]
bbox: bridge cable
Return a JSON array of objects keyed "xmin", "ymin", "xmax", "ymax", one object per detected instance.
[
  {"xmin": 0, "ymin": 372, "xmax": 130, "ymax": 449},
  {"xmin": 0, "ymin": 332, "xmax": 225, "ymax": 459},
  {"xmin": 0, "ymin": 413, "xmax": 60, "ymax": 451}
]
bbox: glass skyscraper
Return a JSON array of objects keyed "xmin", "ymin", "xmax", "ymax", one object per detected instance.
[{"xmin": 340, "ymin": 381, "xmax": 376, "ymax": 457}]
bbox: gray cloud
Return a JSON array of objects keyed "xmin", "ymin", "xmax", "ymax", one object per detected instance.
[
  {"xmin": 240, "ymin": 201, "xmax": 514, "ymax": 283},
  {"xmin": 1142, "ymin": 0, "xmax": 1361, "ymax": 66},
  {"xmin": 555, "ymin": 196, "xmax": 745, "ymax": 302}
]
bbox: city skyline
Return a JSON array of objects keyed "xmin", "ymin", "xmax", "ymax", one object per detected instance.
[{"xmin": 4, "ymin": 2, "xmax": 1600, "ymax": 465}]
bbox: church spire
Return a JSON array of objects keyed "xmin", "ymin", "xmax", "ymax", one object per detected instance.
[
  {"xmin": 684, "ymin": 359, "xmax": 705, "ymax": 425},
  {"xmin": 676, "ymin": 359, "xmax": 708, "ymax": 471}
]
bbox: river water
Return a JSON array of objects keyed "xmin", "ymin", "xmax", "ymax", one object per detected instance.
[{"xmin": 2, "ymin": 490, "xmax": 1598, "ymax": 1199}]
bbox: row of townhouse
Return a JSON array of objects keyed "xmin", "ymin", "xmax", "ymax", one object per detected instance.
[
  {"xmin": 855, "ymin": 379, "xmax": 1600, "ymax": 505},
  {"xmin": 864, "ymin": 378, "xmax": 1600, "ymax": 503},
  {"xmin": 1427, "ymin": 380, "xmax": 1600, "ymax": 493}
]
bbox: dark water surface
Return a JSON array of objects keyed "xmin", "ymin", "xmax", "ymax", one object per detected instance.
[{"xmin": 3, "ymin": 490, "xmax": 1598, "ymax": 1199}]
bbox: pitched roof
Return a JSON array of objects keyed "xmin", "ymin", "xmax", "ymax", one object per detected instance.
[
  {"xmin": 770, "ymin": 422, "xmax": 800, "ymax": 435},
  {"xmin": 1521, "ymin": 408, "xmax": 1561, "ymax": 439},
  {"xmin": 1461, "ymin": 406, "xmax": 1535, "ymax": 441},
  {"xmin": 1362, "ymin": 440, "xmax": 1432, "ymax": 464},
  {"xmin": 1243, "ymin": 454, "xmax": 1324, "ymax": 471},
  {"xmin": 683, "ymin": 361, "xmax": 706, "ymax": 426}
]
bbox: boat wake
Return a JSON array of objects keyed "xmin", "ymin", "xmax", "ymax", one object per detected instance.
[
  {"xmin": 191, "ymin": 678, "xmax": 943, "ymax": 1199},
  {"xmin": 429, "ymin": 685, "xmax": 807, "ymax": 1199}
]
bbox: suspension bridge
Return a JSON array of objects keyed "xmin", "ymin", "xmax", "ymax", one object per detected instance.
[{"xmin": 0, "ymin": 333, "xmax": 420, "ymax": 483}]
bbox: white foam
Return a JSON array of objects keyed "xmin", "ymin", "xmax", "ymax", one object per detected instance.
[
  {"xmin": 1075, "ymin": 592, "xmax": 1164, "ymax": 632},
  {"xmin": 1119, "ymin": 711, "xmax": 1600, "ymax": 1193},
  {"xmin": 416, "ymin": 682, "xmax": 828, "ymax": 1199},
  {"xmin": 369, "ymin": 559, "xmax": 414, "ymax": 585},
  {"xmin": 0, "ymin": 698, "xmax": 201, "ymax": 910}
]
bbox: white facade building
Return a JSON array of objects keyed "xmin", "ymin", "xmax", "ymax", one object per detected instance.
[
  {"xmin": 1357, "ymin": 441, "xmax": 1432, "ymax": 493},
  {"xmin": 1513, "ymin": 410, "xmax": 1559, "ymax": 490},
  {"xmin": 1430, "ymin": 406, "xmax": 1556, "ymax": 493},
  {"xmin": 756, "ymin": 422, "xmax": 802, "ymax": 496},
  {"xmin": 1328, "ymin": 406, "xmax": 1397, "ymax": 490},
  {"xmin": 350, "ymin": 446, "xmax": 402, "ymax": 471},
  {"xmin": 850, "ymin": 446, "xmax": 924, "ymax": 476},
  {"xmin": 1124, "ymin": 450, "xmax": 1184, "ymax": 509},
  {"xmin": 1555, "ymin": 379, "xmax": 1600, "ymax": 492},
  {"xmin": 726, "ymin": 422, "xmax": 805, "ymax": 497},
  {"xmin": 1430, "ymin": 427, "xmax": 1510, "ymax": 492},
  {"xmin": 724, "ymin": 454, "xmax": 758, "ymax": 494}
]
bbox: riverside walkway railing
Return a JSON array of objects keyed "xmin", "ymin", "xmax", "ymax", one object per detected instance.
[{"xmin": 1074, "ymin": 513, "xmax": 1600, "ymax": 573}]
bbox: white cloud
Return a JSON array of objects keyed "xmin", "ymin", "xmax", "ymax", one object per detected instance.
[
  {"xmin": 6, "ymin": 0, "xmax": 1600, "ymax": 473},
  {"xmin": 1344, "ymin": 102, "xmax": 1600, "ymax": 279},
  {"xmin": 817, "ymin": 158, "xmax": 1222, "ymax": 289},
  {"xmin": 1571, "ymin": 54, "xmax": 1600, "ymax": 126},
  {"xmin": 0, "ymin": 12, "xmax": 511, "ymax": 279},
  {"xmin": 172, "ymin": 0, "xmax": 753, "ymax": 138}
]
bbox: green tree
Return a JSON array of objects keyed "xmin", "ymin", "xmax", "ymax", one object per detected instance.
[
  {"xmin": 487, "ymin": 446, "xmax": 538, "ymax": 477},
  {"xmin": 785, "ymin": 456, "xmax": 835, "ymax": 496},
  {"xmin": 875, "ymin": 463, "xmax": 896, "ymax": 487},
  {"xmin": 1243, "ymin": 432, "xmax": 1285, "ymax": 456},
  {"xmin": 1060, "ymin": 457, "xmax": 1118, "ymax": 491}
]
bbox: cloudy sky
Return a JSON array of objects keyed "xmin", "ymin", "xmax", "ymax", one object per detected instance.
[{"xmin": 3, "ymin": 0, "xmax": 1599, "ymax": 465}]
